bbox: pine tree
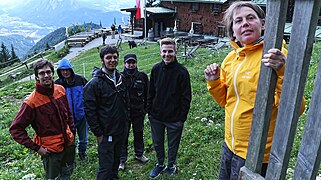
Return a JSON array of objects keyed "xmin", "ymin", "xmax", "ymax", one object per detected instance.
[
  {"xmin": 0, "ymin": 42, "xmax": 11, "ymax": 68},
  {"xmin": 45, "ymin": 42, "xmax": 50, "ymax": 50},
  {"xmin": 10, "ymin": 44, "xmax": 19, "ymax": 64}
]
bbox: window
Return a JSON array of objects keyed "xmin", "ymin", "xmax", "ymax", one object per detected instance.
[
  {"xmin": 212, "ymin": 4, "xmax": 222, "ymax": 15},
  {"xmin": 191, "ymin": 3, "xmax": 199, "ymax": 12}
]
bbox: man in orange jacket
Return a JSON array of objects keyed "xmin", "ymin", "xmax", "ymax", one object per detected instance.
[{"xmin": 9, "ymin": 59, "xmax": 75, "ymax": 179}]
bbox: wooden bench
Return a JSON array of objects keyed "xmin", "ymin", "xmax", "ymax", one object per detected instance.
[{"xmin": 66, "ymin": 37, "xmax": 88, "ymax": 47}]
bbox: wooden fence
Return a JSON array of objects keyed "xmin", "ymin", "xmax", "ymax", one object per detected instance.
[{"xmin": 239, "ymin": 0, "xmax": 321, "ymax": 179}]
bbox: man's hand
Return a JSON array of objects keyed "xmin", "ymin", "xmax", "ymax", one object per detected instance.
[
  {"xmin": 37, "ymin": 147, "xmax": 50, "ymax": 156},
  {"xmin": 97, "ymin": 135, "xmax": 104, "ymax": 144}
]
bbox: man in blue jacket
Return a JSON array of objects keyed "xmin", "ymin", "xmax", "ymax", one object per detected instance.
[{"xmin": 56, "ymin": 58, "xmax": 88, "ymax": 161}]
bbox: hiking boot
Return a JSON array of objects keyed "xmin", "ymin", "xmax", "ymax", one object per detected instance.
[
  {"xmin": 149, "ymin": 164, "xmax": 166, "ymax": 179},
  {"xmin": 119, "ymin": 162, "xmax": 125, "ymax": 171},
  {"xmin": 78, "ymin": 152, "xmax": 87, "ymax": 161},
  {"xmin": 164, "ymin": 165, "xmax": 177, "ymax": 175},
  {"xmin": 135, "ymin": 155, "xmax": 149, "ymax": 163}
]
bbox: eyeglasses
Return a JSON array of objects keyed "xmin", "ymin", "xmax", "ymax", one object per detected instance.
[
  {"xmin": 38, "ymin": 70, "xmax": 53, "ymax": 77},
  {"xmin": 105, "ymin": 55, "xmax": 118, "ymax": 60}
]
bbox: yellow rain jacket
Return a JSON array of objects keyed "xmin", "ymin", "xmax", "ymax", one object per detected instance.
[{"xmin": 207, "ymin": 40, "xmax": 304, "ymax": 162}]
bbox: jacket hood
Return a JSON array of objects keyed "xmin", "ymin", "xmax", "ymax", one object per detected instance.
[{"xmin": 57, "ymin": 59, "xmax": 75, "ymax": 79}]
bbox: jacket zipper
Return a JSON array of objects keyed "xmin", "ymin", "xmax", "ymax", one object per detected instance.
[{"xmin": 230, "ymin": 56, "xmax": 246, "ymax": 152}]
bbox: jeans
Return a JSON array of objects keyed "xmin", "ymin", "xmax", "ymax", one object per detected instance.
[
  {"xmin": 218, "ymin": 142, "xmax": 268, "ymax": 180},
  {"xmin": 42, "ymin": 142, "xmax": 76, "ymax": 180},
  {"xmin": 120, "ymin": 115, "xmax": 145, "ymax": 163},
  {"xmin": 97, "ymin": 134, "xmax": 125, "ymax": 180},
  {"xmin": 149, "ymin": 116, "xmax": 184, "ymax": 167},
  {"xmin": 75, "ymin": 118, "xmax": 88, "ymax": 153}
]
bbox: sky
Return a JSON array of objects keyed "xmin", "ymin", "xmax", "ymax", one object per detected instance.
[{"xmin": 0, "ymin": 0, "xmax": 24, "ymax": 7}]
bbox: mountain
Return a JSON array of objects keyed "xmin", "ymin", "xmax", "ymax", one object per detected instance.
[
  {"xmin": 27, "ymin": 27, "xmax": 67, "ymax": 56},
  {"xmin": 7, "ymin": 0, "xmax": 129, "ymax": 27},
  {"xmin": 0, "ymin": 35, "xmax": 35, "ymax": 59},
  {"xmin": 0, "ymin": 0, "xmax": 133, "ymax": 59}
]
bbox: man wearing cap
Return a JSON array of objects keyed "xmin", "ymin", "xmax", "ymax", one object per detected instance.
[
  {"xmin": 119, "ymin": 54, "xmax": 149, "ymax": 170},
  {"xmin": 55, "ymin": 58, "xmax": 89, "ymax": 161}
]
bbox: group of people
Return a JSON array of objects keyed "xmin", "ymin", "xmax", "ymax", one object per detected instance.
[
  {"xmin": 9, "ymin": 1, "xmax": 306, "ymax": 180},
  {"xmin": 110, "ymin": 24, "xmax": 122, "ymax": 39},
  {"xmin": 9, "ymin": 37, "xmax": 191, "ymax": 180}
]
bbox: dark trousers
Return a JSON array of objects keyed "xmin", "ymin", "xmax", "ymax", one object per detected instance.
[
  {"xmin": 97, "ymin": 134, "xmax": 125, "ymax": 180},
  {"xmin": 149, "ymin": 116, "xmax": 184, "ymax": 167},
  {"xmin": 120, "ymin": 115, "xmax": 145, "ymax": 163},
  {"xmin": 75, "ymin": 118, "xmax": 88, "ymax": 153},
  {"xmin": 42, "ymin": 143, "xmax": 76, "ymax": 180},
  {"xmin": 218, "ymin": 142, "xmax": 268, "ymax": 180}
]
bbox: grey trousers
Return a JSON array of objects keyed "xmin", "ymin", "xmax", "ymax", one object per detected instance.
[
  {"xmin": 218, "ymin": 142, "xmax": 268, "ymax": 180},
  {"xmin": 149, "ymin": 116, "xmax": 184, "ymax": 167}
]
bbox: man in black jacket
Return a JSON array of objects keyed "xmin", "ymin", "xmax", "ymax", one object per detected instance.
[
  {"xmin": 83, "ymin": 46, "xmax": 128, "ymax": 180},
  {"xmin": 119, "ymin": 54, "xmax": 149, "ymax": 170},
  {"xmin": 148, "ymin": 38, "xmax": 192, "ymax": 178}
]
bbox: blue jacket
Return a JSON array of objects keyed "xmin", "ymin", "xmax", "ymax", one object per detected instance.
[{"xmin": 55, "ymin": 59, "xmax": 88, "ymax": 124}]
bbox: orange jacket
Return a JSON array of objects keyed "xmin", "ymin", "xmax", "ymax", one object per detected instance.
[{"xmin": 9, "ymin": 82, "xmax": 74, "ymax": 153}]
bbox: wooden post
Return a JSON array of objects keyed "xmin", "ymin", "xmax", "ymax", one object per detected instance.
[
  {"xmin": 292, "ymin": 55, "xmax": 321, "ymax": 180},
  {"xmin": 240, "ymin": 1, "xmax": 289, "ymax": 179},
  {"xmin": 265, "ymin": 0, "xmax": 321, "ymax": 179}
]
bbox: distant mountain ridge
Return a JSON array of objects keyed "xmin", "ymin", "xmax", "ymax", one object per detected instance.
[
  {"xmin": 7, "ymin": 0, "xmax": 128, "ymax": 27},
  {"xmin": 0, "ymin": 35, "xmax": 35, "ymax": 58},
  {"xmin": 0, "ymin": 0, "xmax": 131, "ymax": 59},
  {"xmin": 27, "ymin": 27, "xmax": 67, "ymax": 56}
]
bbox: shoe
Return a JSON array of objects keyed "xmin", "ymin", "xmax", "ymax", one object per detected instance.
[
  {"xmin": 78, "ymin": 152, "xmax": 87, "ymax": 161},
  {"xmin": 135, "ymin": 155, "xmax": 149, "ymax": 163},
  {"xmin": 119, "ymin": 162, "xmax": 125, "ymax": 171},
  {"xmin": 149, "ymin": 164, "xmax": 166, "ymax": 179},
  {"xmin": 164, "ymin": 165, "xmax": 177, "ymax": 175}
]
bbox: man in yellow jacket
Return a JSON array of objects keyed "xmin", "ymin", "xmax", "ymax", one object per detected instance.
[{"xmin": 204, "ymin": 1, "xmax": 305, "ymax": 180}]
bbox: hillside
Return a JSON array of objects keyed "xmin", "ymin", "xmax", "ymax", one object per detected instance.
[
  {"xmin": 26, "ymin": 27, "xmax": 67, "ymax": 56},
  {"xmin": 0, "ymin": 42, "xmax": 320, "ymax": 179}
]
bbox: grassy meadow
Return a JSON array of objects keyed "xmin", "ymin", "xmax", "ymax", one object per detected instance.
[{"xmin": 0, "ymin": 41, "xmax": 320, "ymax": 179}]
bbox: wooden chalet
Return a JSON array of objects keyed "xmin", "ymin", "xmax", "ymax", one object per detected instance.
[{"xmin": 121, "ymin": 0, "xmax": 321, "ymax": 40}]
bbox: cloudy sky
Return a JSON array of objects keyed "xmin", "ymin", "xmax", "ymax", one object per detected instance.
[{"xmin": 0, "ymin": 0, "xmax": 136, "ymax": 10}]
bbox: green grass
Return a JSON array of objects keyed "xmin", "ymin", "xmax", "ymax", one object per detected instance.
[{"xmin": 0, "ymin": 41, "xmax": 320, "ymax": 179}]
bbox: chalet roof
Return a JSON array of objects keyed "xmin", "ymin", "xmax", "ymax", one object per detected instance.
[
  {"xmin": 120, "ymin": 7, "xmax": 175, "ymax": 14},
  {"xmin": 160, "ymin": 0, "xmax": 227, "ymax": 3},
  {"xmin": 251, "ymin": 0, "xmax": 267, "ymax": 5},
  {"xmin": 146, "ymin": 7, "xmax": 176, "ymax": 14}
]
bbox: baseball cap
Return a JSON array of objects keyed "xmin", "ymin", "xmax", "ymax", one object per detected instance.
[{"xmin": 124, "ymin": 54, "xmax": 137, "ymax": 63}]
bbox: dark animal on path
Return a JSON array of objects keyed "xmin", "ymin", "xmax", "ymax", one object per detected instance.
[{"xmin": 128, "ymin": 41, "xmax": 137, "ymax": 49}]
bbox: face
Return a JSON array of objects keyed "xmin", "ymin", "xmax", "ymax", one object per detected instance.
[
  {"xmin": 37, "ymin": 65, "xmax": 54, "ymax": 87},
  {"xmin": 102, "ymin": 53, "xmax": 118, "ymax": 73},
  {"xmin": 160, "ymin": 44, "xmax": 176, "ymax": 65},
  {"xmin": 60, "ymin": 69, "xmax": 72, "ymax": 79},
  {"xmin": 232, "ymin": 6, "xmax": 265, "ymax": 46},
  {"xmin": 125, "ymin": 60, "xmax": 137, "ymax": 69}
]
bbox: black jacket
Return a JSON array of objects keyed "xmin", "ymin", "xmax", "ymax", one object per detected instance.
[
  {"xmin": 122, "ymin": 68, "xmax": 149, "ymax": 118},
  {"xmin": 148, "ymin": 59, "xmax": 192, "ymax": 122},
  {"xmin": 83, "ymin": 68, "xmax": 128, "ymax": 137}
]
